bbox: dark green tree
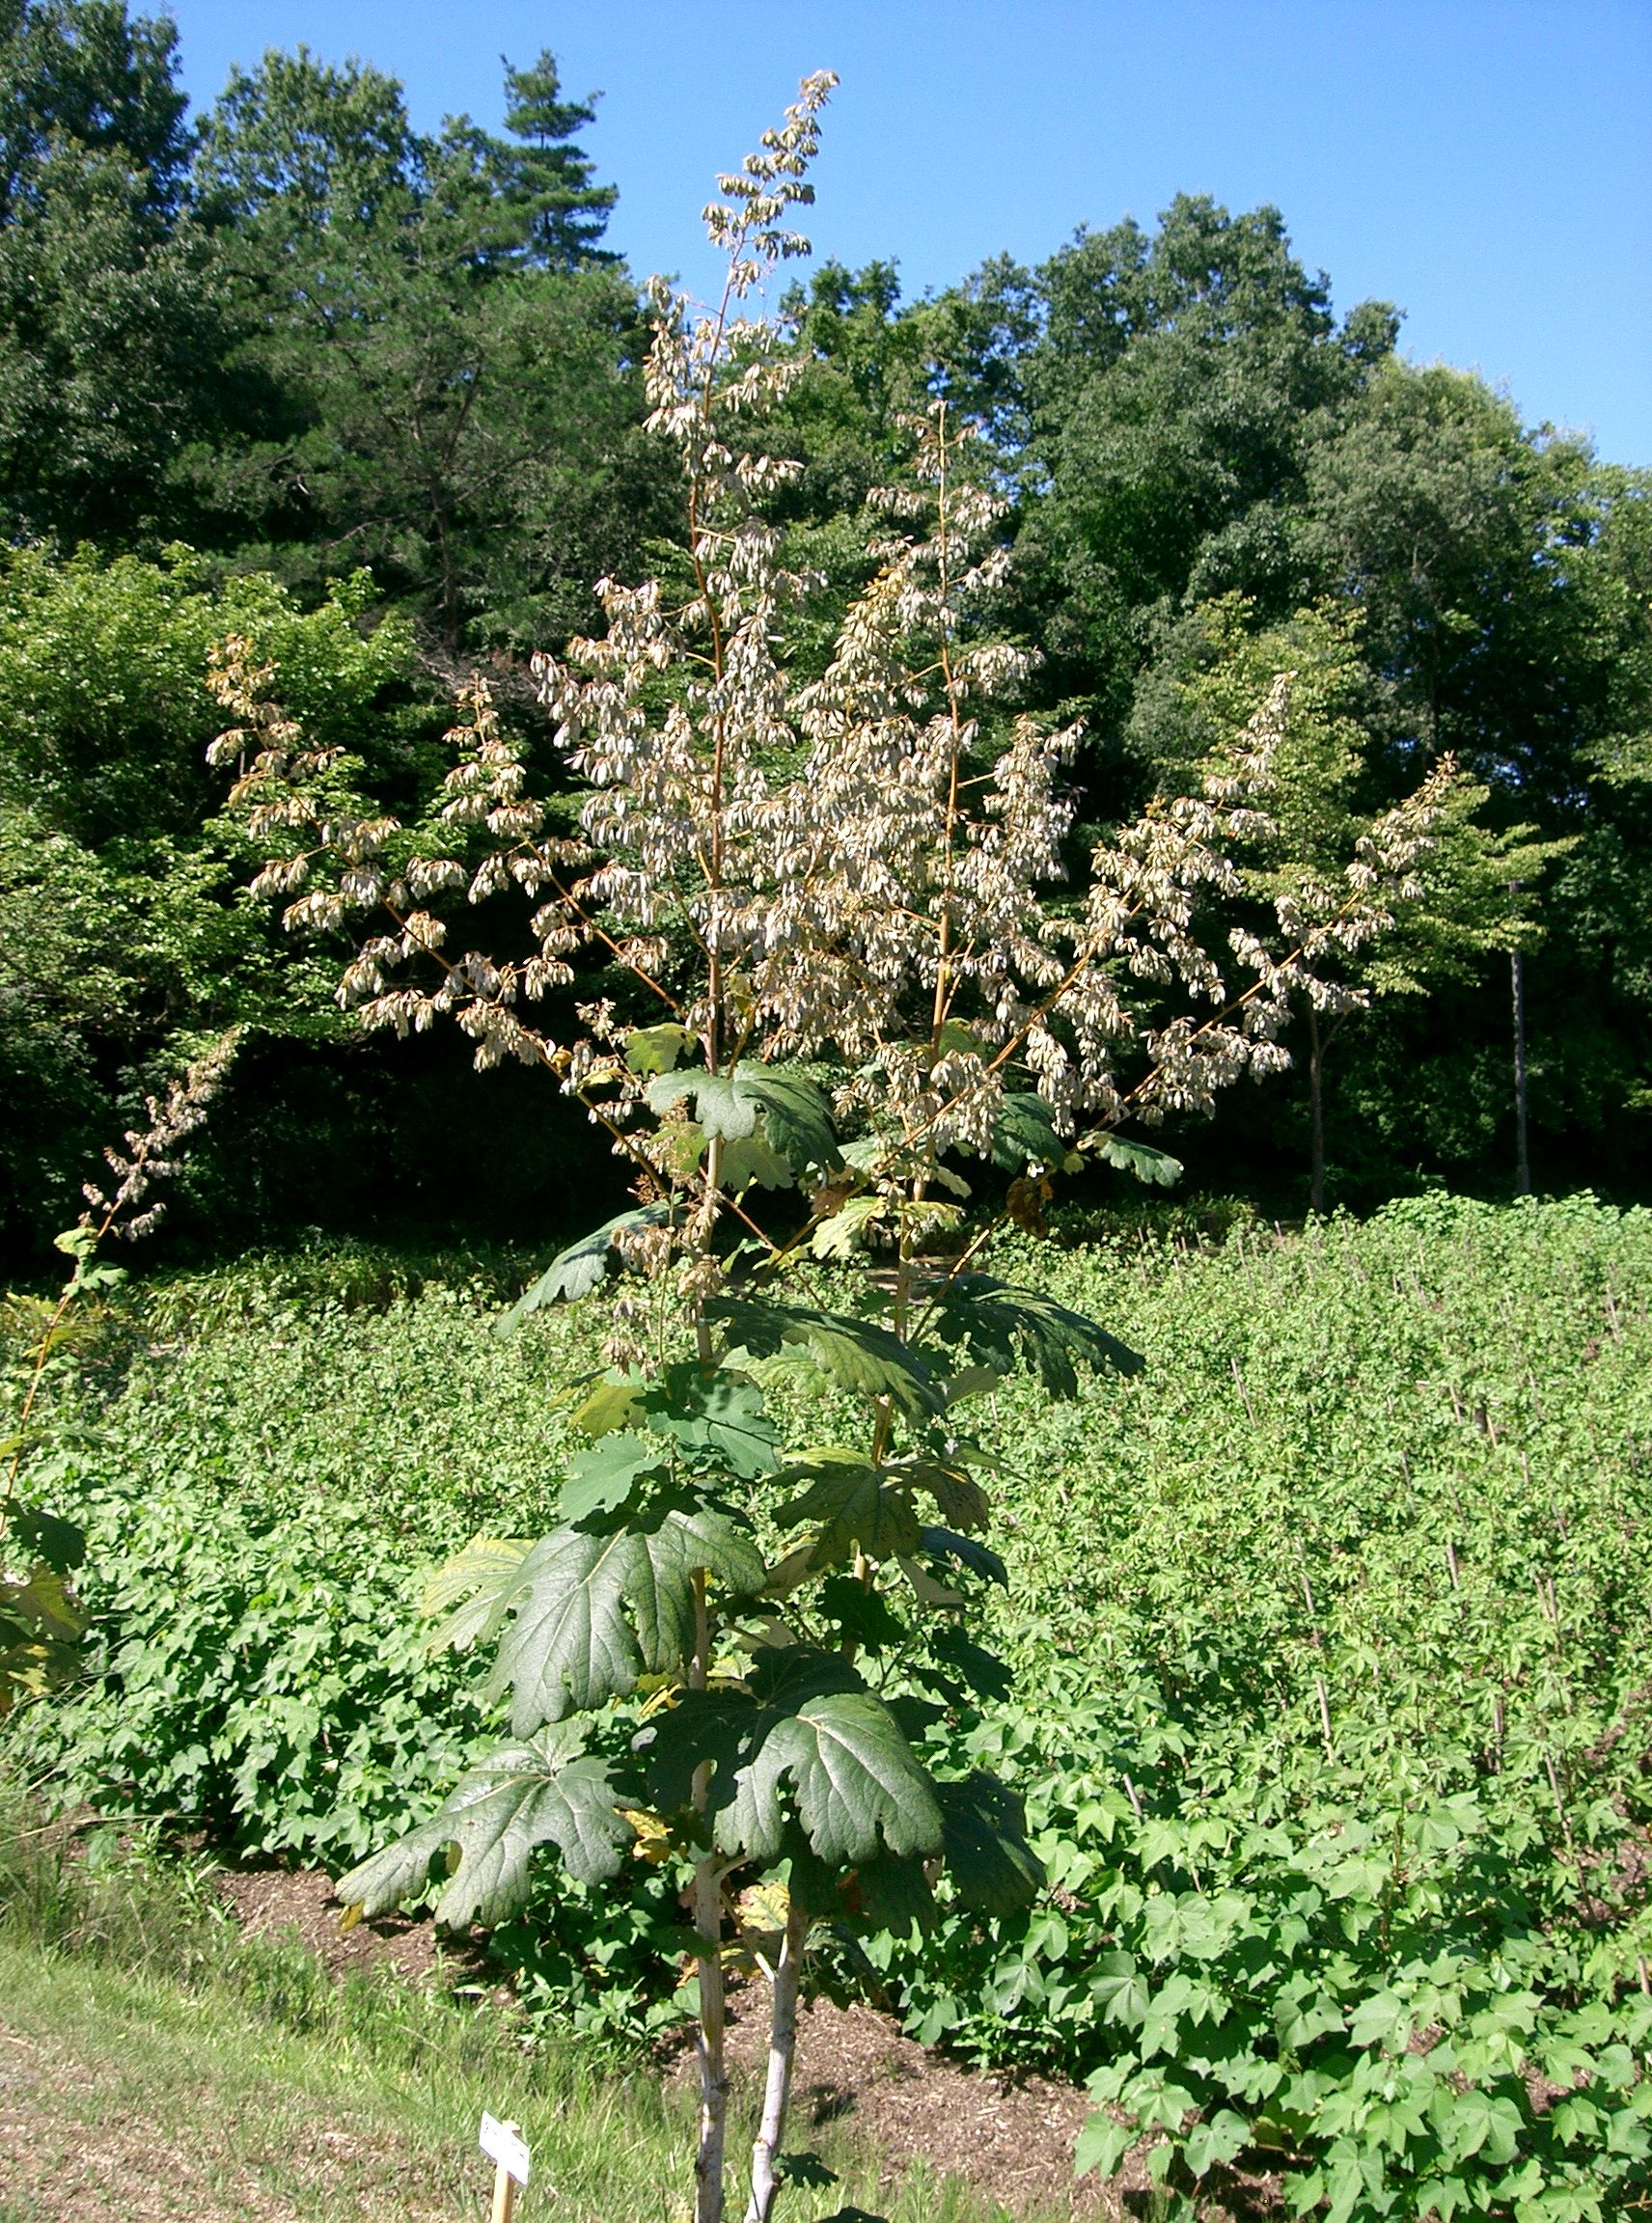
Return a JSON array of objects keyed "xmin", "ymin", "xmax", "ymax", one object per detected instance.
[
  {"xmin": 1000, "ymin": 195, "xmax": 1399, "ymax": 747},
  {"xmin": 1300, "ymin": 362, "xmax": 1617, "ymax": 809},
  {"xmin": 193, "ymin": 46, "xmax": 663, "ymax": 652},
  {"xmin": 495, "ymin": 47, "xmax": 617, "ymax": 269},
  {"xmin": 0, "ymin": 0, "xmax": 229, "ymax": 545}
]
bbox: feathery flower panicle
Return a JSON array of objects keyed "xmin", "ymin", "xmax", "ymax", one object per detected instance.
[
  {"xmin": 81, "ymin": 1029, "xmax": 241, "ymax": 1241},
  {"xmin": 210, "ymin": 70, "xmax": 1452, "ymax": 1263}
]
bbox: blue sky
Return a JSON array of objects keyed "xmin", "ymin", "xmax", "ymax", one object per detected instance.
[{"xmin": 168, "ymin": 1, "xmax": 1652, "ymax": 465}]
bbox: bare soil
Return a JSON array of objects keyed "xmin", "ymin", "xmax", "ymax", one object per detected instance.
[
  {"xmin": 1, "ymin": 1866, "xmax": 1279, "ymax": 2220},
  {"xmin": 0, "ymin": 2005, "xmax": 469, "ymax": 2223},
  {"xmin": 669, "ymin": 1983, "xmax": 1127, "ymax": 2218},
  {"xmin": 220, "ymin": 1869, "xmax": 1278, "ymax": 2221}
]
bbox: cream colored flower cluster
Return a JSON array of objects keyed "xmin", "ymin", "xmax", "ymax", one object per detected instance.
[{"xmin": 210, "ymin": 69, "xmax": 1450, "ymax": 1241}]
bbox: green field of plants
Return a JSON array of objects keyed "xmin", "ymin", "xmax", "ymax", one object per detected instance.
[{"xmin": 9, "ymin": 1193, "xmax": 1650, "ymax": 2217}]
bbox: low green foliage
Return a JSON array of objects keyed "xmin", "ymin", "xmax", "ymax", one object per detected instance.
[
  {"xmin": 11, "ymin": 1194, "xmax": 1652, "ymax": 2213},
  {"xmin": 17, "ymin": 1276, "xmax": 602, "ymax": 1860},
  {"xmin": 876, "ymin": 1194, "xmax": 1652, "ymax": 2217}
]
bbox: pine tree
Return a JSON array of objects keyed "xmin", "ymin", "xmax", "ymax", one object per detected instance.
[{"xmin": 497, "ymin": 48, "xmax": 617, "ymax": 269}]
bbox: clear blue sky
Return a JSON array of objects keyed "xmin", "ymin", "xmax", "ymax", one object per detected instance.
[{"xmin": 167, "ymin": 0, "xmax": 1652, "ymax": 465}]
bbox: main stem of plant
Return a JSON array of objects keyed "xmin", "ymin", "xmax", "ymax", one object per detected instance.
[
  {"xmin": 745, "ymin": 1893, "xmax": 809, "ymax": 2223},
  {"xmin": 690, "ymin": 1566, "xmax": 729, "ymax": 2223}
]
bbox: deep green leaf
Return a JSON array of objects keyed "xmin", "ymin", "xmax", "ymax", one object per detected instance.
[
  {"xmin": 6, "ymin": 1506, "xmax": 86, "ymax": 1575},
  {"xmin": 561, "ymin": 1432, "xmax": 669, "ymax": 1524},
  {"xmin": 335, "ymin": 1723, "xmax": 628, "ymax": 1928},
  {"xmin": 712, "ymin": 1299, "xmax": 943, "ymax": 1419},
  {"xmin": 732, "ymin": 1066, "xmax": 844, "ymax": 1175},
  {"xmin": 915, "ymin": 1626, "xmax": 1014, "ymax": 1703},
  {"xmin": 937, "ymin": 1772, "xmax": 1043, "ymax": 1916},
  {"xmin": 777, "ymin": 1450, "xmax": 922, "ymax": 1566},
  {"xmin": 991, "ymin": 1090, "xmax": 1066, "ymax": 1171},
  {"xmin": 922, "ymin": 1275, "xmax": 1143, "ymax": 1396},
  {"xmin": 488, "ymin": 1508, "xmax": 765, "ymax": 1731},
  {"xmin": 1097, "ymin": 1135, "xmax": 1184, "ymax": 1188},
  {"xmin": 918, "ymin": 1525, "xmax": 1008, "ymax": 1587},
  {"xmin": 646, "ymin": 1063, "xmax": 841, "ymax": 1175},
  {"xmin": 495, "ymin": 1205, "xmax": 671, "ymax": 1333},
  {"xmin": 813, "ymin": 1573, "xmax": 907, "ymax": 1651},
  {"xmin": 638, "ymin": 1646, "xmax": 942, "ymax": 1867},
  {"xmin": 850, "ymin": 1852, "xmax": 935, "ymax": 1935},
  {"xmin": 725, "ymin": 1691, "xmax": 943, "ymax": 1865},
  {"xmin": 900, "ymin": 1459, "xmax": 990, "ymax": 1531},
  {"xmin": 643, "ymin": 1362, "xmax": 780, "ymax": 1478}
]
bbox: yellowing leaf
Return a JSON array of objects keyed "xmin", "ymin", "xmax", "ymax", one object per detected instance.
[
  {"xmin": 811, "ymin": 1195, "xmax": 886, "ymax": 1259},
  {"xmin": 571, "ymin": 1378, "xmax": 647, "ymax": 1439}
]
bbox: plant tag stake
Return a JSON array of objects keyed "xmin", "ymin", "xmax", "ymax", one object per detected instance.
[{"xmin": 480, "ymin": 2113, "xmax": 531, "ymax": 2220}]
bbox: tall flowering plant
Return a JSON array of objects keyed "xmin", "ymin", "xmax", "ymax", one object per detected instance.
[
  {"xmin": 2, "ymin": 1031, "xmax": 238, "ymax": 1713},
  {"xmin": 210, "ymin": 74, "xmax": 1451, "ymax": 2223}
]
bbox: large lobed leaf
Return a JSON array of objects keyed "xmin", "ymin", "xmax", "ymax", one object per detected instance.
[
  {"xmin": 645, "ymin": 1062, "xmax": 841, "ymax": 1176},
  {"xmin": 495, "ymin": 1509, "xmax": 765, "ymax": 1731},
  {"xmin": 991, "ymin": 1091, "xmax": 1075, "ymax": 1173},
  {"xmin": 1096, "ymin": 1134, "xmax": 1183, "ymax": 1188},
  {"xmin": 776, "ymin": 1451, "xmax": 989, "ymax": 1571},
  {"xmin": 495, "ymin": 1204, "xmax": 671, "ymax": 1334},
  {"xmin": 776, "ymin": 1449, "xmax": 922, "ymax": 1567},
  {"xmin": 937, "ymin": 1772, "xmax": 1043, "ymax": 1916},
  {"xmin": 429, "ymin": 1509, "xmax": 765, "ymax": 1733},
  {"xmin": 922, "ymin": 1275, "xmax": 1143, "ymax": 1396},
  {"xmin": 712, "ymin": 1298, "xmax": 944, "ymax": 1419},
  {"xmin": 335, "ymin": 1723, "xmax": 629, "ymax": 1930},
  {"xmin": 570, "ymin": 1362, "xmax": 780, "ymax": 1481},
  {"xmin": 637, "ymin": 1646, "xmax": 944, "ymax": 1868}
]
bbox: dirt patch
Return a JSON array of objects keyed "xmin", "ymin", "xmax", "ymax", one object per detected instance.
[
  {"xmin": 216, "ymin": 1865, "xmax": 489, "ymax": 1990},
  {"xmin": 221, "ymin": 1869, "xmax": 1120, "ymax": 2214},
  {"xmin": 212, "ymin": 1870, "xmax": 1280, "ymax": 2221},
  {"xmin": 669, "ymin": 1987, "xmax": 1128, "ymax": 2218},
  {"xmin": 0, "ymin": 2017, "xmax": 462, "ymax": 2223}
]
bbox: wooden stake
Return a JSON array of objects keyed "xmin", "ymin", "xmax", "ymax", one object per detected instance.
[{"xmin": 479, "ymin": 2115, "xmax": 530, "ymax": 2222}]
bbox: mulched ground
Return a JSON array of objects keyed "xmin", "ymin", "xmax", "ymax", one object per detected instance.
[{"xmin": 220, "ymin": 1868, "xmax": 1276, "ymax": 2221}]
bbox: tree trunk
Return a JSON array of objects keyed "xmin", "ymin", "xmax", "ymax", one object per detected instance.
[
  {"xmin": 1307, "ymin": 1002, "xmax": 1327, "ymax": 1219},
  {"xmin": 1511, "ymin": 945, "xmax": 1531, "ymax": 1195},
  {"xmin": 693, "ymin": 1847, "xmax": 730, "ymax": 2223},
  {"xmin": 745, "ymin": 1895, "xmax": 809, "ymax": 2223},
  {"xmin": 689, "ymin": 1566, "xmax": 728, "ymax": 2223}
]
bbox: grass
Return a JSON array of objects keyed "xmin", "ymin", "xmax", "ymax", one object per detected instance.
[{"xmin": 0, "ymin": 1801, "xmax": 1042, "ymax": 2223}]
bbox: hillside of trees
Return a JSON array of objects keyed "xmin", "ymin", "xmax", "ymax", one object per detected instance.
[{"xmin": 3, "ymin": 0, "xmax": 1648, "ymax": 1269}]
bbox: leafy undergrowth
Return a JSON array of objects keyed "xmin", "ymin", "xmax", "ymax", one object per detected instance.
[
  {"xmin": 7, "ymin": 1194, "xmax": 1652, "ymax": 2215},
  {"xmin": 0, "ymin": 1803, "xmax": 1033, "ymax": 2223}
]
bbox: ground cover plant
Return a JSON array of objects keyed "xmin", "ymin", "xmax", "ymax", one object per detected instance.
[
  {"xmin": 9, "ymin": 1195, "xmax": 1652, "ymax": 2218},
  {"xmin": 1, "ymin": 1029, "xmax": 239, "ymax": 1713}
]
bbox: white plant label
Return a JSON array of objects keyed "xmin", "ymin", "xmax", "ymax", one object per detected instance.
[{"xmin": 480, "ymin": 2112, "xmax": 531, "ymax": 2185}]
